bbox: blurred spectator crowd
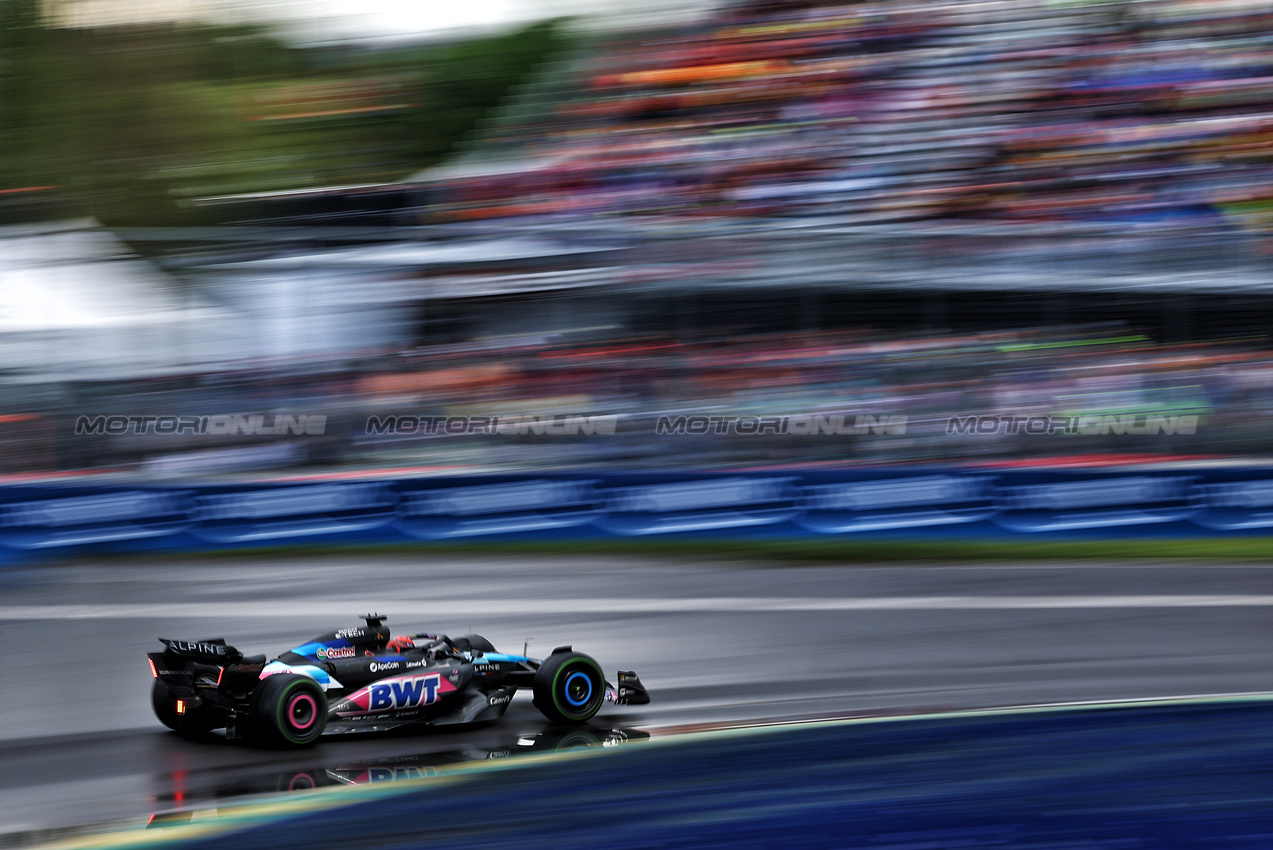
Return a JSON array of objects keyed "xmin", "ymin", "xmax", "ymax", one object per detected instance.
[
  {"xmin": 429, "ymin": 0, "xmax": 1273, "ymax": 228},
  {"xmin": 10, "ymin": 0, "xmax": 1273, "ymax": 477}
]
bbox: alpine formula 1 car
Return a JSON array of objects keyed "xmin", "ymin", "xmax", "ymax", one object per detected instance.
[{"xmin": 147, "ymin": 614, "xmax": 650, "ymax": 748}]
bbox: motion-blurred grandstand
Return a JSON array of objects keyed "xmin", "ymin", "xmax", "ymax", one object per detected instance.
[
  {"xmin": 5, "ymin": 0, "xmax": 1273, "ymax": 475},
  {"xmin": 426, "ymin": 0, "xmax": 1273, "ymax": 226}
]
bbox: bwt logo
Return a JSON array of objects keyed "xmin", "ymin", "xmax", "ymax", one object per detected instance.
[
  {"xmin": 75, "ymin": 414, "xmax": 327, "ymax": 437},
  {"xmin": 368, "ymin": 674, "xmax": 442, "ymax": 711},
  {"xmin": 363, "ymin": 767, "xmax": 433, "ymax": 783}
]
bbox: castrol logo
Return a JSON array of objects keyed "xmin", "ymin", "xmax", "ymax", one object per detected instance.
[{"xmin": 317, "ymin": 645, "xmax": 356, "ymax": 660}]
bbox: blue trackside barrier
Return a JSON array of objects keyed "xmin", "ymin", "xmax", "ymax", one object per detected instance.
[{"xmin": 2, "ymin": 468, "xmax": 1273, "ymax": 561}]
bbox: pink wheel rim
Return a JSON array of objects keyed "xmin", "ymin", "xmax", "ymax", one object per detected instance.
[
  {"xmin": 287, "ymin": 693, "xmax": 318, "ymax": 731},
  {"xmin": 288, "ymin": 773, "xmax": 316, "ymax": 791}
]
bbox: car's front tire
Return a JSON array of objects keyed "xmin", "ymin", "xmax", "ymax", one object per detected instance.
[
  {"xmin": 250, "ymin": 674, "xmax": 327, "ymax": 748},
  {"xmin": 532, "ymin": 651, "xmax": 605, "ymax": 725}
]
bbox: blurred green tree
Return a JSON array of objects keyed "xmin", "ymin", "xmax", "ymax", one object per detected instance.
[{"xmin": 0, "ymin": 4, "xmax": 567, "ymax": 226}]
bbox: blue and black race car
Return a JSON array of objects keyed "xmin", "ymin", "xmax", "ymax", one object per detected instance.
[{"xmin": 147, "ymin": 614, "xmax": 650, "ymax": 748}]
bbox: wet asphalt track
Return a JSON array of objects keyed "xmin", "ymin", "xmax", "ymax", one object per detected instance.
[{"xmin": 0, "ymin": 554, "xmax": 1272, "ymax": 838}]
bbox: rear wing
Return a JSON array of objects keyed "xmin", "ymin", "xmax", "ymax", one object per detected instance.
[
  {"xmin": 157, "ymin": 638, "xmax": 244, "ymax": 664},
  {"xmin": 149, "ymin": 638, "xmax": 263, "ymax": 693}
]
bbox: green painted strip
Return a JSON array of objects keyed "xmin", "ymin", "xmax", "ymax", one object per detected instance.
[{"xmin": 997, "ymin": 335, "xmax": 1149, "ymax": 352}]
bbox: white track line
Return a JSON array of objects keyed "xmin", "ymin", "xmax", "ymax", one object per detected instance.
[{"xmin": 4, "ymin": 594, "xmax": 1273, "ymax": 619}]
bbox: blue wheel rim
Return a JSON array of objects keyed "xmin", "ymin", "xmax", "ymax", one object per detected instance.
[{"xmin": 564, "ymin": 671, "xmax": 593, "ymax": 707}]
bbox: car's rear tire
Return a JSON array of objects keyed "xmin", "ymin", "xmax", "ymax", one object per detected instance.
[
  {"xmin": 151, "ymin": 679, "xmax": 216, "ymax": 736},
  {"xmin": 532, "ymin": 651, "xmax": 605, "ymax": 725},
  {"xmin": 250, "ymin": 674, "xmax": 327, "ymax": 748}
]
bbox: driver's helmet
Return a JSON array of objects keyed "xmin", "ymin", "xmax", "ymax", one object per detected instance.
[{"xmin": 386, "ymin": 635, "xmax": 415, "ymax": 653}]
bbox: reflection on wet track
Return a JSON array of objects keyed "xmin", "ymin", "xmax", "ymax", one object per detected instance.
[{"xmin": 147, "ymin": 725, "xmax": 649, "ymax": 828}]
